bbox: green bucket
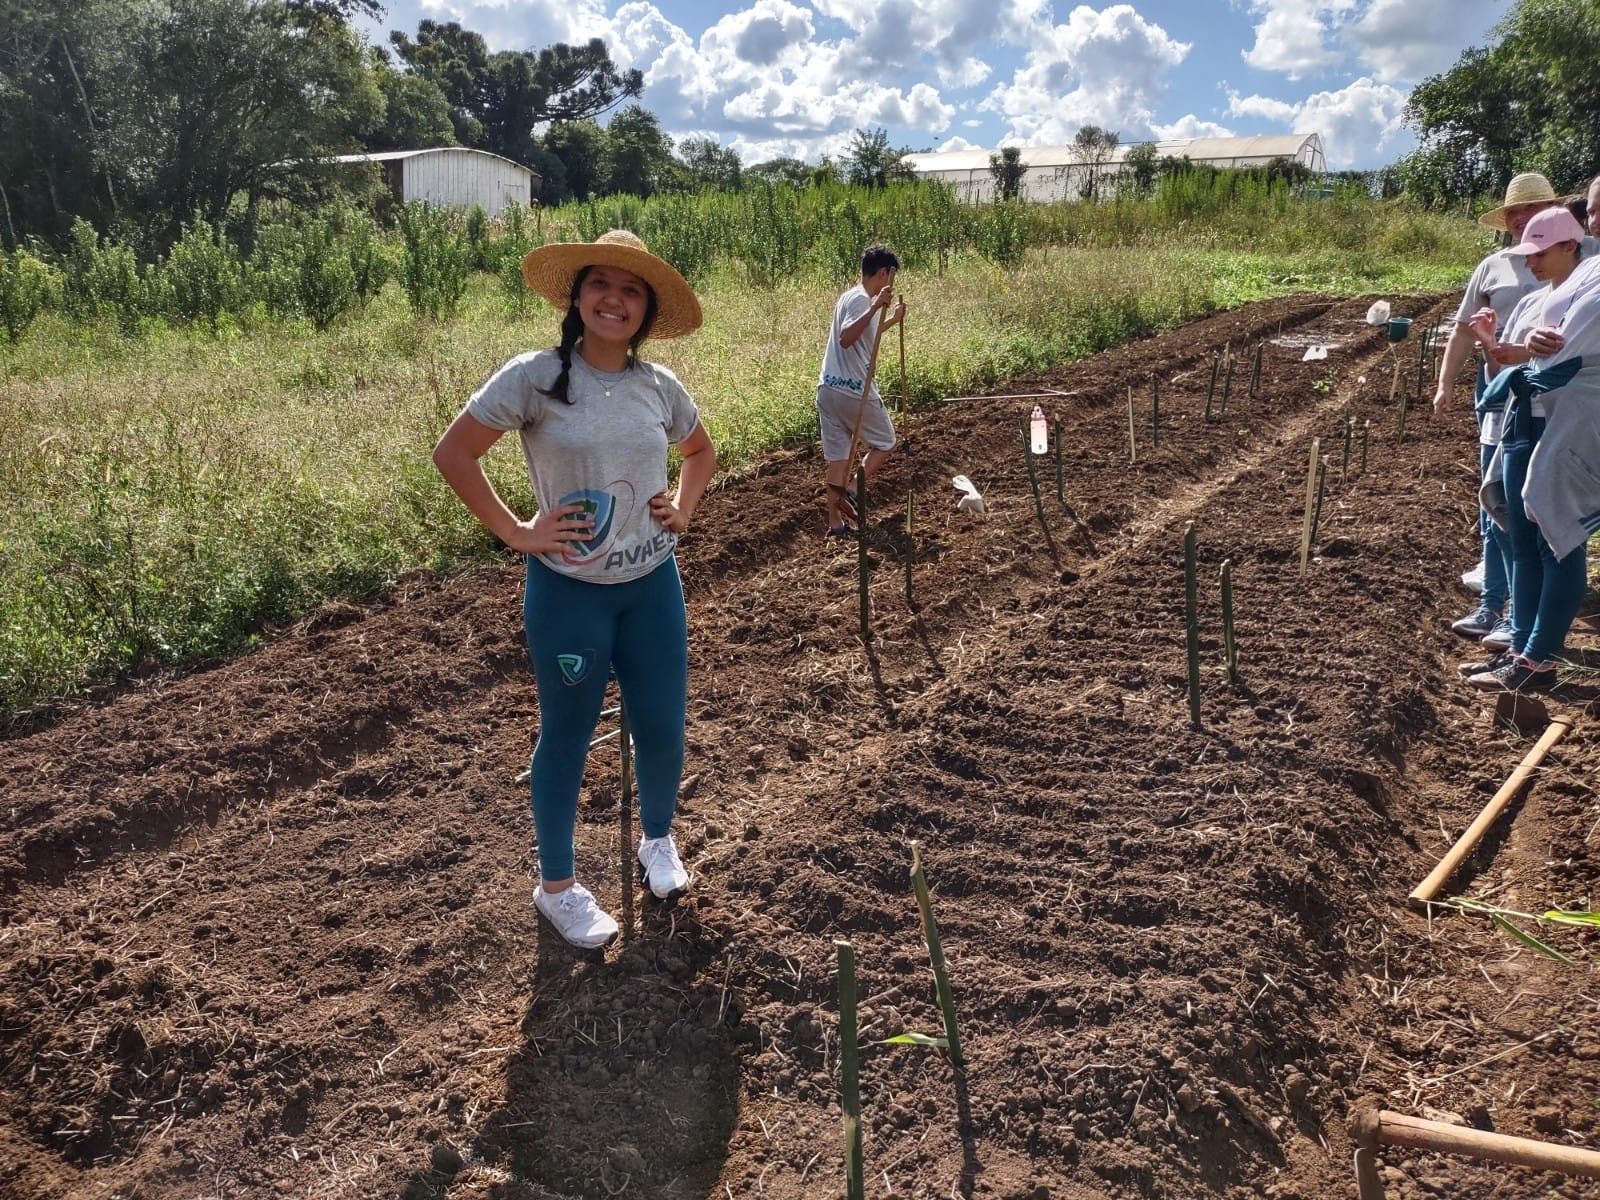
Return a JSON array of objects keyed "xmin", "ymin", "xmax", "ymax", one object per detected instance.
[{"xmin": 1386, "ymin": 316, "xmax": 1412, "ymax": 343}]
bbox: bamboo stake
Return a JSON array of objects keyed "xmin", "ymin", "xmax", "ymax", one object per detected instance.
[
  {"xmin": 909, "ymin": 842, "xmax": 964, "ymax": 1071},
  {"xmin": 1205, "ymin": 354, "xmax": 1219, "ymax": 421},
  {"xmin": 1184, "ymin": 521, "xmax": 1201, "ymax": 726},
  {"xmin": 856, "ymin": 464, "xmax": 871, "ymax": 646},
  {"xmin": 1127, "ymin": 384, "xmax": 1136, "ymax": 463},
  {"xmin": 1299, "ymin": 437, "xmax": 1321, "ymax": 578},
  {"xmin": 619, "ymin": 699, "xmax": 635, "ymax": 941},
  {"xmin": 1151, "ymin": 375, "xmax": 1161, "ymax": 448},
  {"xmin": 1361, "ymin": 419, "xmax": 1370, "ymax": 474},
  {"xmin": 1249, "ymin": 341, "xmax": 1263, "ymax": 397},
  {"xmin": 1352, "ymin": 1108, "xmax": 1600, "ymax": 1181},
  {"xmin": 1022, "ymin": 420, "xmax": 1046, "ymax": 527},
  {"xmin": 1408, "ymin": 717, "xmax": 1575, "ymax": 906},
  {"xmin": 1220, "ymin": 558, "xmax": 1238, "ymax": 685},
  {"xmin": 1340, "ymin": 414, "xmax": 1353, "ymax": 485},
  {"xmin": 898, "ymin": 313, "xmax": 908, "ymax": 415},
  {"xmin": 842, "ymin": 306, "xmax": 892, "ymax": 489},
  {"xmin": 904, "ymin": 493, "xmax": 915, "ymax": 611},
  {"xmin": 1053, "ymin": 418, "xmax": 1064, "ymax": 506},
  {"xmin": 1219, "ymin": 347, "xmax": 1235, "ymax": 416},
  {"xmin": 836, "ymin": 940, "xmax": 865, "ymax": 1200},
  {"xmin": 1308, "ymin": 459, "xmax": 1327, "ymax": 549}
]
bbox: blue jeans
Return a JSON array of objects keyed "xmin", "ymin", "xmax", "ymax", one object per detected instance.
[
  {"xmin": 1501, "ymin": 416, "xmax": 1589, "ymax": 664},
  {"xmin": 523, "ymin": 555, "xmax": 688, "ymax": 881},
  {"xmin": 1479, "ymin": 439, "xmax": 1512, "ymax": 612}
]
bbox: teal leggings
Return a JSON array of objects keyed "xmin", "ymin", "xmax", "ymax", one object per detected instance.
[{"xmin": 523, "ymin": 555, "xmax": 687, "ymax": 882}]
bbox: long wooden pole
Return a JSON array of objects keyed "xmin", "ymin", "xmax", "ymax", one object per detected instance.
[
  {"xmin": 1408, "ymin": 717, "xmax": 1574, "ymax": 907},
  {"xmin": 1352, "ymin": 1108, "xmax": 1600, "ymax": 1179},
  {"xmin": 842, "ymin": 304, "xmax": 892, "ymax": 481}
]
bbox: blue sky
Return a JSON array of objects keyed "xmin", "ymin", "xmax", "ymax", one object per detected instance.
[{"xmin": 357, "ymin": 0, "xmax": 1509, "ymax": 170}]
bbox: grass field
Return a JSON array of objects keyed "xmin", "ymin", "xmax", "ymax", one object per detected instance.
[{"xmin": 1, "ymin": 204, "xmax": 1491, "ymax": 716}]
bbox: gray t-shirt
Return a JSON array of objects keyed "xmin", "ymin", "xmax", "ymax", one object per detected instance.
[
  {"xmin": 467, "ymin": 348, "xmax": 700, "ymax": 584},
  {"xmin": 1453, "ymin": 249, "xmax": 1540, "ymax": 327},
  {"xmin": 817, "ymin": 283, "xmax": 880, "ymax": 403}
]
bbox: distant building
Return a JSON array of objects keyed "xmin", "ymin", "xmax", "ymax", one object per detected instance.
[
  {"xmin": 902, "ymin": 133, "xmax": 1327, "ymax": 203},
  {"xmin": 329, "ymin": 148, "xmax": 541, "ymax": 217}
]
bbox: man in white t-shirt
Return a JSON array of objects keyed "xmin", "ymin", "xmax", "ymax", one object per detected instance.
[{"xmin": 816, "ymin": 245, "xmax": 907, "ymax": 535}]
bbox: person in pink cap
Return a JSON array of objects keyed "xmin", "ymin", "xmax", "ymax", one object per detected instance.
[{"xmin": 1458, "ymin": 205, "xmax": 1593, "ymax": 692}]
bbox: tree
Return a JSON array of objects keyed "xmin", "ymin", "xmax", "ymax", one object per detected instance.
[
  {"xmin": 1120, "ymin": 142, "xmax": 1159, "ymax": 197},
  {"xmin": 362, "ymin": 53, "xmax": 457, "ymax": 152},
  {"xmin": 679, "ymin": 138, "xmax": 743, "ymax": 191},
  {"xmin": 542, "ymin": 120, "xmax": 608, "ymax": 202},
  {"xmin": 988, "ymin": 146, "xmax": 1026, "ymax": 201},
  {"xmin": 1400, "ymin": 0, "xmax": 1600, "ymax": 203},
  {"xmin": 390, "ymin": 25, "xmax": 642, "ymax": 168},
  {"xmin": 746, "ymin": 157, "xmax": 811, "ymax": 189},
  {"xmin": 604, "ymin": 105, "xmax": 674, "ymax": 197},
  {"xmin": 843, "ymin": 127, "xmax": 912, "ymax": 189},
  {"xmin": 1070, "ymin": 125, "xmax": 1119, "ymax": 201}
]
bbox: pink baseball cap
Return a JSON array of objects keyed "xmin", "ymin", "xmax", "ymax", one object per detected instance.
[{"xmin": 1507, "ymin": 207, "xmax": 1587, "ymax": 256}]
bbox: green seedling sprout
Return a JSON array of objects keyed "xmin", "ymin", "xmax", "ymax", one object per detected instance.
[
  {"xmin": 1436, "ymin": 897, "xmax": 1600, "ymax": 965},
  {"xmin": 1184, "ymin": 521, "xmax": 1201, "ymax": 726},
  {"xmin": 835, "ymin": 940, "xmax": 865, "ymax": 1200},
  {"xmin": 909, "ymin": 841, "xmax": 965, "ymax": 1071}
]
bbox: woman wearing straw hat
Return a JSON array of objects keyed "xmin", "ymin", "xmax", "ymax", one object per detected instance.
[
  {"xmin": 1431, "ymin": 172, "xmax": 1562, "ymax": 649},
  {"xmin": 433, "ymin": 230, "xmax": 715, "ymax": 949}
]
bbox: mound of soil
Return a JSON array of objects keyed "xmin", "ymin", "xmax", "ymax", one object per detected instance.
[{"xmin": 4, "ymin": 293, "xmax": 1599, "ymax": 1200}]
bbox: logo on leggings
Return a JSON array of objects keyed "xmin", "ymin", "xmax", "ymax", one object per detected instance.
[{"xmin": 555, "ymin": 652, "xmax": 592, "ymax": 686}]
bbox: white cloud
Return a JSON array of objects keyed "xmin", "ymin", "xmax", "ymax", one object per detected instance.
[
  {"xmin": 1227, "ymin": 76, "xmax": 1409, "ymax": 168},
  {"xmin": 1151, "ymin": 114, "xmax": 1235, "ymax": 140},
  {"xmin": 414, "ymin": 0, "xmax": 612, "ymax": 49},
  {"xmin": 982, "ymin": 4, "xmax": 1190, "ymax": 145},
  {"xmin": 937, "ymin": 134, "xmax": 979, "ymax": 151},
  {"xmin": 1241, "ymin": 0, "xmax": 1356, "ymax": 79},
  {"xmin": 1342, "ymin": 0, "xmax": 1500, "ymax": 83}
]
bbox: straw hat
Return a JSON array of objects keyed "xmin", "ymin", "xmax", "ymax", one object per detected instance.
[
  {"xmin": 521, "ymin": 230, "xmax": 702, "ymax": 339},
  {"xmin": 1479, "ymin": 173, "xmax": 1559, "ymax": 231}
]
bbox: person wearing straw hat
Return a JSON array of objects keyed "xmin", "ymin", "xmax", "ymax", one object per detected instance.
[
  {"xmin": 1432, "ymin": 172, "xmax": 1562, "ymax": 649},
  {"xmin": 432, "ymin": 230, "xmax": 714, "ymax": 949}
]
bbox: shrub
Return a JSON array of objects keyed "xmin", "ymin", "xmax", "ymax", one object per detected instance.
[
  {"xmin": 0, "ymin": 249, "xmax": 60, "ymax": 343},
  {"xmin": 158, "ymin": 218, "xmax": 246, "ymax": 325},
  {"xmin": 396, "ymin": 203, "xmax": 471, "ymax": 319},
  {"xmin": 62, "ymin": 218, "xmax": 142, "ymax": 329}
]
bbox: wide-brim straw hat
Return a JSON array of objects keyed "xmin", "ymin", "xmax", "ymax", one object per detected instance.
[
  {"xmin": 1479, "ymin": 172, "xmax": 1559, "ymax": 230},
  {"xmin": 521, "ymin": 230, "xmax": 702, "ymax": 339}
]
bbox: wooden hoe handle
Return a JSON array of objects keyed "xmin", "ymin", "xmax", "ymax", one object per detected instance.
[{"xmin": 1352, "ymin": 1108, "xmax": 1600, "ymax": 1180}]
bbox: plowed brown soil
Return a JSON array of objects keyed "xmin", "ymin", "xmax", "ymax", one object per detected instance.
[{"xmin": 4, "ymin": 293, "xmax": 1599, "ymax": 1200}]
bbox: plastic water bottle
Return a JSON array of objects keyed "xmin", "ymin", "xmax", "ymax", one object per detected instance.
[{"xmin": 1029, "ymin": 405, "xmax": 1048, "ymax": 455}]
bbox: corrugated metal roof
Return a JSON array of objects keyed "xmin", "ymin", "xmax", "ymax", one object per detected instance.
[
  {"xmin": 327, "ymin": 147, "xmax": 536, "ymax": 177},
  {"xmin": 903, "ymin": 133, "xmax": 1322, "ymax": 174}
]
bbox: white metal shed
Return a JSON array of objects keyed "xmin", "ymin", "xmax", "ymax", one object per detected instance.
[
  {"xmin": 903, "ymin": 133, "xmax": 1327, "ymax": 203},
  {"xmin": 330, "ymin": 148, "xmax": 540, "ymax": 217}
]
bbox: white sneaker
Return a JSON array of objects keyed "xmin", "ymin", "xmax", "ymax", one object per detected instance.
[
  {"xmin": 534, "ymin": 882, "xmax": 618, "ymax": 949},
  {"xmin": 637, "ymin": 835, "xmax": 690, "ymax": 900},
  {"xmin": 1460, "ymin": 560, "xmax": 1485, "ymax": 594}
]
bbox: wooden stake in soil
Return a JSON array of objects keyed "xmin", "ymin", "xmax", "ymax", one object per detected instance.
[
  {"xmin": 1340, "ymin": 414, "xmax": 1353, "ymax": 485},
  {"xmin": 898, "ymin": 314, "xmax": 909, "ymax": 415},
  {"xmin": 1299, "ymin": 437, "xmax": 1321, "ymax": 578},
  {"xmin": 904, "ymin": 492, "xmax": 916, "ymax": 611},
  {"xmin": 1205, "ymin": 354, "xmax": 1219, "ymax": 421},
  {"xmin": 1351, "ymin": 1107, "xmax": 1600, "ymax": 1193},
  {"xmin": 1220, "ymin": 558, "xmax": 1238, "ymax": 685},
  {"xmin": 1021, "ymin": 420, "xmax": 1046, "ymax": 527},
  {"xmin": 1151, "ymin": 375, "xmax": 1161, "ymax": 448},
  {"xmin": 1249, "ymin": 341, "xmax": 1263, "ymax": 398},
  {"xmin": 909, "ymin": 842, "xmax": 965, "ymax": 1072},
  {"xmin": 1361, "ymin": 419, "xmax": 1370, "ymax": 475},
  {"xmin": 1308, "ymin": 458, "xmax": 1328, "ymax": 550},
  {"xmin": 1184, "ymin": 521, "xmax": 1201, "ymax": 726},
  {"xmin": 1396, "ymin": 377, "xmax": 1410, "ymax": 444},
  {"xmin": 1408, "ymin": 717, "xmax": 1575, "ymax": 907},
  {"xmin": 1053, "ymin": 418, "xmax": 1064, "ymax": 506},
  {"xmin": 856, "ymin": 464, "xmax": 871, "ymax": 646},
  {"xmin": 835, "ymin": 940, "xmax": 865, "ymax": 1200},
  {"xmin": 1219, "ymin": 347, "xmax": 1235, "ymax": 416},
  {"xmin": 619, "ymin": 699, "xmax": 635, "ymax": 940},
  {"xmin": 1127, "ymin": 384, "xmax": 1137, "ymax": 463}
]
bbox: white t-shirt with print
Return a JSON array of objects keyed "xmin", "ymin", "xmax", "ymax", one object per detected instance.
[{"xmin": 817, "ymin": 284, "xmax": 881, "ymax": 403}]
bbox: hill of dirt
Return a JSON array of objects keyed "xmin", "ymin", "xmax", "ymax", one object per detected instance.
[{"xmin": 3, "ymin": 293, "xmax": 1599, "ymax": 1200}]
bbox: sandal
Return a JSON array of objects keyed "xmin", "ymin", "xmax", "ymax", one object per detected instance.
[{"xmin": 826, "ymin": 523, "xmax": 857, "ymax": 539}]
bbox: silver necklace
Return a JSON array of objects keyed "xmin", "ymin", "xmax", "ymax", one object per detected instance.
[{"xmin": 579, "ymin": 356, "xmax": 628, "ymax": 398}]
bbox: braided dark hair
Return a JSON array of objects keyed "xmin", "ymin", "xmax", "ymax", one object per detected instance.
[{"xmin": 537, "ymin": 265, "xmax": 662, "ymax": 405}]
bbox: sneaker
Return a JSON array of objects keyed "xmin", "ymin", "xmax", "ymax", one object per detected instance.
[
  {"xmin": 1466, "ymin": 656, "xmax": 1557, "ymax": 694},
  {"xmin": 1460, "ymin": 560, "xmax": 1485, "ymax": 594},
  {"xmin": 534, "ymin": 882, "xmax": 619, "ymax": 949},
  {"xmin": 1480, "ymin": 615, "xmax": 1514, "ymax": 650},
  {"xmin": 1458, "ymin": 650, "xmax": 1516, "ymax": 678},
  {"xmin": 638, "ymin": 834, "xmax": 690, "ymax": 900},
  {"xmin": 1450, "ymin": 605, "xmax": 1500, "ymax": 639}
]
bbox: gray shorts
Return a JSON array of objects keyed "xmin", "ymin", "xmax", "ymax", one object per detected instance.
[{"xmin": 817, "ymin": 386, "xmax": 896, "ymax": 462}]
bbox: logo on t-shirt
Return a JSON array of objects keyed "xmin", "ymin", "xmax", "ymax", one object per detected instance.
[{"xmin": 549, "ymin": 484, "xmax": 634, "ymax": 568}]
